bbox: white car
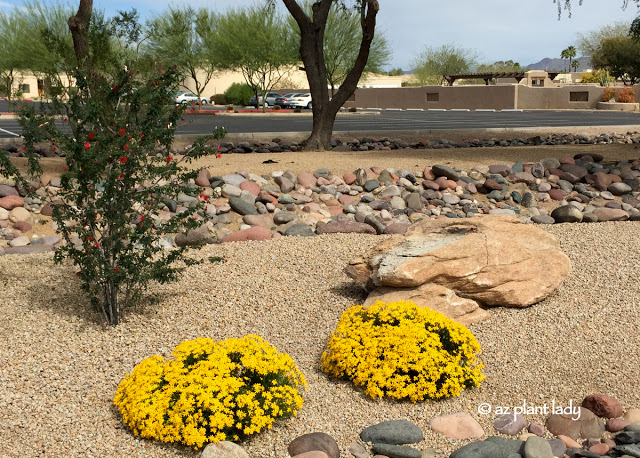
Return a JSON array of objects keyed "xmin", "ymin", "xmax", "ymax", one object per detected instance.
[
  {"xmin": 289, "ymin": 93, "xmax": 313, "ymax": 109},
  {"xmin": 175, "ymin": 91, "xmax": 208, "ymax": 105}
]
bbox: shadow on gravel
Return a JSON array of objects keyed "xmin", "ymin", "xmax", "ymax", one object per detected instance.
[{"xmin": 329, "ymin": 282, "xmax": 367, "ymax": 304}]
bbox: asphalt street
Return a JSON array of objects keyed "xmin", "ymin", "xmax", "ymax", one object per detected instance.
[{"xmin": 1, "ymin": 107, "xmax": 640, "ymax": 139}]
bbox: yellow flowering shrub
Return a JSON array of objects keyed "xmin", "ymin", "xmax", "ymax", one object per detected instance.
[
  {"xmin": 321, "ymin": 301, "xmax": 484, "ymax": 402},
  {"xmin": 114, "ymin": 335, "xmax": 306, "ymax": 449}
]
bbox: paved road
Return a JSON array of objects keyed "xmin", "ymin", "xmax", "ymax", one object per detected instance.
[{"xmin": 2, "ymin": 109, "xmax": 640, "ymax": 139}]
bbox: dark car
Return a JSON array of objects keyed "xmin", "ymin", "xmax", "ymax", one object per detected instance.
[{"xmin": 248, "ymin": 92, "xmax": 282, "ymax": 108}]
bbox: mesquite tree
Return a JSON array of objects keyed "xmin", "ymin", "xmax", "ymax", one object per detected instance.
[{"xmin": 279, "ymin": 0, "xmax": 379, "ymax": 150}]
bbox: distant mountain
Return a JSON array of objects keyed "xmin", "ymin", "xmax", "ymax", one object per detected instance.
[{"xmin": 525, "ymin": 56, "xmax": 592, "ymax": 72}]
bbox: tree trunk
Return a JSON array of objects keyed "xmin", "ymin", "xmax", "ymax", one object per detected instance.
[
  {"xmin": 282, "ymin": 0, "xmax": 378, "ymax": 151},
  {"xmin": 68, "ymin": 0, "xmax": 94, "ymax": 74}
]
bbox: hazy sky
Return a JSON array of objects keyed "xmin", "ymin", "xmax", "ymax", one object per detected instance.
[{"xmin": 1, "ymin": 0, "xmax": 637, "ymax": 69}]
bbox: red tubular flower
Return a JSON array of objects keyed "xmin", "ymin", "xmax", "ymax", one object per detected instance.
[
  {"xmin": 119, "ymin": 128, "xmax": 125, "ymax": 135},
  {"xmin": 62, "ymin": 167, "xmax": 68, "ymax": 172},
  {"xmin": 84, "ymin": 141, "xmax": 91, "ymax": 150},
  {"xmin": 120, "ymin": 156, "xmax": 127, "ymax": 164},
  {"xmin": 119, "ymin": 174, "xmax": 124, "ymax": 179},
  {"xmin": 167, "ymin": 156, "xmax": 172, "ymax": 163},
  {"xmin": 216, "ymin": 153, "xmax": 222, "ymax": 159},
  {"xmin": 123, "ymin": 145, "xmax": 129, "ymax": 151},
  {"xmin": 114, "ymin": 267, "xmax": 119, "ymax": 272},
  {"xmin": 88, "ymin": 132, "xmax": 95, "ymax": 140},
  {"xmin": 93, "ymin": 242, "xmax": 99, "ymax": 248}
]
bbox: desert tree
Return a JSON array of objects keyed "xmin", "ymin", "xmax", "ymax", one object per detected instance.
[
  {"xmin": 411, "ymin": 44, "xmax": 478, "ymax": 85},
  {"xmin": 0, "ymin": 9, "xmax": 29, "ymax": 108},
  {"xmin": 145, "ymin": 7, "xmax": 217, "ymax": 107},
  {"xmin": 288, "ymin": 1, "xmax": 390, "ymax": 97},
  {"xmin": 208, "ymin": 5, "xmax": 298, "ymax": 112},
  {"xmin": 276, "ymin": 0, "xmax": 379, "ymax": 150},
  {"xmin": 560, "ymin": 46, "xmax": 577, "ymax": 73}
]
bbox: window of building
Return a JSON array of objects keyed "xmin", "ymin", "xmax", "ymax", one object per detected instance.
[
  {"xmin": 427, "ymin": 92, "xmax": 439, "ymax": 102},
  {"xmin": 569, "ymin": 91, "xmax": 589, "ymax": 102},
  {"xmin": 18, "ymin": 84, "xmax": 30, "ymax": 94},
  {"xmin": 531, "ymin": 78, "xmax": 545, "ymax": 87}
]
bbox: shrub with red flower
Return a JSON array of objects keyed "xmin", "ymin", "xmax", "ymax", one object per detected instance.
[{"xmin": 5, "ymin": 66, "xmax": 214, "ymax": 326}]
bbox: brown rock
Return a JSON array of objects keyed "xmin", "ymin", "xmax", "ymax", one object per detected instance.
[
  {"xmin": 240, "ymin": 181, "xmax": 260, "ymax": 196},
  {"xmin": 384, "ymin": 223, "xmax": 410, "ymax": 235},
  {"xmin": 9, "ymin": 207, "xmax": 30, "ymax": 223},
  {"xmin": 546, "ymin": 407, "xmax": 605, "ymax": 440},
  {"xmin": 201, "ymin": 441, "xmax": 249, "ymax": 458},
  {"xmin": 0, "ymin": 184, "xmax": 19, "ymax": 197},
  {"xmin": 338, "ymin": 195, "xmax": 357, "ymax": 206},
  {"xmin": 291, "ymin": 453, "xmax": 329, "ymax": 458},
  {"xmin": 606, "ymin": 418, "xmax": 628, "ymax": 432},
  {"xmin": 483, "ymin": 179, "xmax": 503, "ymax": 191},
  {"xmin": 345, "ymin": 216, "xmax": 571, "ymax": 307},
  {"xmin": 288, "ymin": 433, "xmax": 339, "ymax": 458},
  {"xmin": 423, "ymin": 167, "xmax": 435, "ymax": 180},
  {"xmin": 434, "ymin": 177, "xmax": 450, "ymax": 190},
  {"xmin": 624, "ymin": 408, "xmax": 640, "ymax": 424},
  {"xmin": 343, "ymin": 172, "xmax": 356, "ymax": 185},
  {"xmin": 548, "ymin": 189, "xmax": 564, "ymax": 201},
  {"xmin": 175, "ymin": 224, "xmax": 217, "ymax": 247},
  {"xmin": 364, "ymin": 284, "xmax": 490, "ymax": 325},
  {"xmin": 556, "ymin": 435, "xmax": 581, "ymax": 448},
  {"xmin": 429, "ymin": 412, "xmax": 484, "ymax": 440},
  {"xmin": 327, "ymin": 206, "xmax": 343, "ymax": 216},
  {"xmin": 0, "ymin": 195, "xmax": 24, "ymax": 210},
  {"xmin": 195, "ymin": 169, "xmax": 211, "ymax": 187},
  {"xmin": 242, "ymin": 214, "xmax": 274, "ymax": 228},
  {"xmin": 222, "ymin": 226, "xmax": 272, "ymax": 243},
  {"xmin": 589, "ymin": 443, "xmax": 609, "ymax": 455},
  {"xmin": 511, "ymin": 172, "xmax": 536, "ymax": 185},
  {"xmin": 3, "ymin": 245, "xmax": 54, "ymax": 255},
  {"xmin": 592, "ymin": 207, "xmax": 629, "ymax": 222},
  {"xmin": 13, "ymin": 221, "xmax": 32, "ymax": 232},
  {"xmin": 582, "ymin": 394, "xmax": 624, "ymax": 419},
  {"xmin": 316, "ymin": 221, "xmax": 376, "ymax": 235},
  {"xmin": 297, "ymin": 172, "xmax": 317, "ymax": 188}
]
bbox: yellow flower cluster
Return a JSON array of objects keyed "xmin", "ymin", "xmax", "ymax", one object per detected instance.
[
  {"xmin": 114, "ymin": 335, "xmax": 306, "ymax": 449},
  {"xmin": 321, "ymin": 301, "xmax": 484, "ymax": 402}
]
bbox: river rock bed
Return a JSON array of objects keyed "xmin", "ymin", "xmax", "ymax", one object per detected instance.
[{"xmin": 2, "ymin": 152, "xmax": 640, "ymax": 254}]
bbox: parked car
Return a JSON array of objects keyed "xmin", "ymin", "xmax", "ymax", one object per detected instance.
[
  {"xmin": 249, "ymin": 92, "xmax": 282, "ymax": 108},
  {"xmin": 289, "ymin": 93, "xmax": 313, "ymax": 109},
  {"xmin": 274, "ymin": 93, "xmax": 304, "ymax": 108},
  {"xmin": 175, "ymin": 91, "xmax": 208, "ymax": 104}
]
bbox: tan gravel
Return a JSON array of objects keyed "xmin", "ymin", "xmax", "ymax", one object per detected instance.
[{"xmin": 2, "ymin": 145, "xmax": 640, "ymax": 457}]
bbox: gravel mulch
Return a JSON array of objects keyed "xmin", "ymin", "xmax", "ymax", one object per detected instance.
[{"xmin": 1, "ymin": 221, "xmax": 639, "ymax": 457}]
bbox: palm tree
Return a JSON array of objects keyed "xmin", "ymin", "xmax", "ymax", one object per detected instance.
[
  {"xmin": 572, "ymin": 60, "xmax": 580, "ymax": 72},
  {"xmin": 561, "ymin": 46, "xmax": 577, "ymax": 73}
]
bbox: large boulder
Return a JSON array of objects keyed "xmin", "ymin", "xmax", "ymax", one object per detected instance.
[
  {"xmin": 363, "ymin": 283, "xmax": 490, "ymax": 325},
  {"xmin": 345, "ymin": 216, "xmax": 571, "ymax": 308}
]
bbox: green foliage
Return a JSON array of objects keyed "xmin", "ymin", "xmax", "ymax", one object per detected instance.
[
  {"xmin": 580, "ymin": 69, "xmax": 613, "ymax": 85},
  {"xmin": 144, "ymin": 7, "xmax": 217, "ymax": 108},
  {"xmin": 387, "ymin": 68, "xmax": 404, "ymax": 76},
  {"xmin": 288, "ymin": 2, "xmax": 391, "ymax": 93},
  {"xmin": 114, "ymin": 335, "xmax": 306, "ymax": 448},
  {"xmin": 560, "ymin": 46, "xmax": 577, "ymax": 72},
  {"xmin": 212, "ymin": 125, "xmax": 227, "ymax": 139},
  {"xmin": 592, "ymin": 36, "xmax": 640, "ymax": 85},
  {"xmin": 576, "ymin": 20, "xmax": 631, "ymax": 57},
  {"xmin": 348, "ymin": 106, "xmax": 357, "ymax": 112},
  {"xmin": 2, "ymin": 67, "xmax": 212, "ymax": 326},
  {"xmin": 476, "ymin": 60, "xmax": 527, "ymax": 73},
  {"xmin": 208, "ymin": 5, "xmax": 298, "ymax": 112},
  {"xmin": 211, "ymin": 93, "xmax": 227, "ymax": 105},
  {"xmin": 223, "ymin": 82, "xmax": 254, "ymax": 106},
  {"xmin": 411, "ymin": 43, "xmax": 477, "ymax": 85}
]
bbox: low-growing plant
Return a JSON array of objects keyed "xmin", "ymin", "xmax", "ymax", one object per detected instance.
[
  {"xmin": 293, "ymin": 108, "xmax": 302, "ymax": 113},
  {"xmin": 273, "ymin": 104, "xmax": 282, "ymax": 110},
  {"xmin": 321, "ymin": 300, "xmax": 484, "ymax": 402},
  {"xmin": 114, "ymin": 335, "xmax": 307, "ymax": 449},
  {"xmin": 223, "ymin": 82, "xmax": 253, "ymax": 106},
  {"xmin": 348, "ymin": 107, "xmax": 357, "ymax": 113},
  {"xmin": 0, "ymin": 66, "xmax": 212, "ymax": 326},
  {"xmin": 226, "ymin": 105, "xmax": 234, "ymax": 111},
  {"xmin": 212, "ymin": 125, "xmax": 227, "ymax": 139},
  {"xmin": 211, "ymin": 93, "xmax": 227, "ymax": 105},
  {"xmin": 602, "ymin": 87, "xmax": 617, "ymax": 102},
  {"xmin": 616, "ymin": 86, "xmax": 635, "ymax": 103}
]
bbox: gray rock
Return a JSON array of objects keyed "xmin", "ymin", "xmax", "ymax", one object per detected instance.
[
  {"xmin": 349, "ymin": 442, "xmax": 368, "ymax": 458},
  {"xmin": 432, "ymin": 164, "xmax": 460, "ymax": 181},
  {"xmin": 275, "ymin": 175, "xmax": 295, "ymax": 193},
  {"xmin": 442, "ymin": 194, "xmax": 461, "ymax": 205},
  {"xmin": 608, "ymin": 182, "xmax": 633, "ymax": 196},
  {"xmin": 371, "ymin": 443, "xmax": 421, "ymax": 458},
  {"xmin": 360, "ymin": 420, "xmax": 424, "ymax": 445},
  {"xmin": 541, "ymin": 158, "xmax": 561, "ymax": 170},
  {"xmin": 313, "ymin": 168, "xmax": 332, "ymax": 179},
  {"xmin": 31, "ymin": 235, "xmax": 61, "ymax": 246},
  {"xmin": 531, "ymin": 163, "xmax": 545, "ymax": 178},
  {"xmin": 221, "ymin": 174, "xmax": 246, "ymax": 186},
  {"xmin": 449, "ymin": 441, "xmax": 501, "ymax": 458},
  {"xmin": 364, "ymin": 179, "xmax": 379, "ymax": 192},
  {"xmin": 164, "ymin": 199, "xmax": 178, "ymax": 212},
  {"xmin": 523, "ymin": 436, "xmax": 553, "ymax": 458},
  {"xmin": 284, "ymin": 223, "xmax": 315, "ymax": 237},
  {"xmin": 612, "ymin": 444, "xmax": 640, "ymax": 457},
  {"xmin": 228, "ymin": 196, "xmax": 258, "ymax": 215},
  {"xmin": 531, "ymin": 215, "xmax": 555, "ymax": 224},
  {"xmin": 364, "ymin": 214, "xmax": 386, "ymax": 235},
  {"xmin": 174, "ymin": 224, "xmax": 216, "ymax": 247},
  {"xmin": 550, "ymin": 205, "xmax": 583, "ymax": 223},
  {"xmin": 273, "ymin": 212, "xmax": 296, "ymax": 225},
  {"xmin": 521, "ymin": 192, "xmax": 534, "ymax": 208},
  {"xmin": 495, "ymin": 413, "xmax": 527, "ymax": 436},
  {"xmin": 546, "ymin": 438, "xmax": 566, "ymax": 458}
]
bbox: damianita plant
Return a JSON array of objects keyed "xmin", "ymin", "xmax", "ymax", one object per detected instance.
[{"xmin": 1, "ymin": 67, "xmax": 211, "ymax": 325}]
